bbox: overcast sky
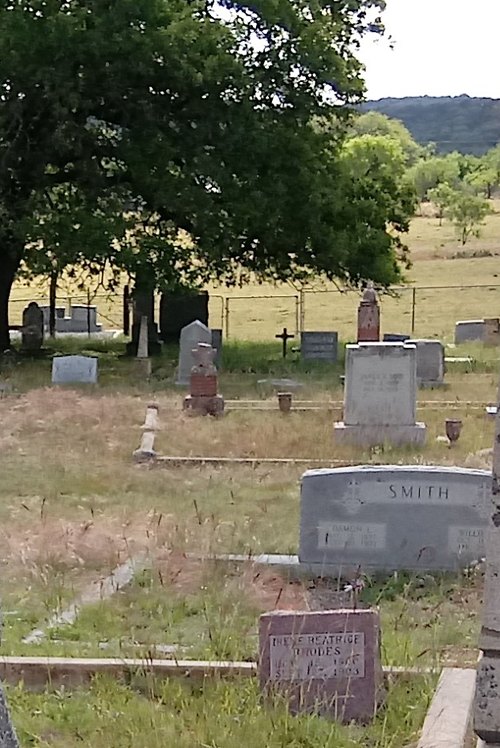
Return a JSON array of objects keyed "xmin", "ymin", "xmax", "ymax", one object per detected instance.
[{"xmin": 359, "ymin": 0, "xmax": 500, "ymax": 100}]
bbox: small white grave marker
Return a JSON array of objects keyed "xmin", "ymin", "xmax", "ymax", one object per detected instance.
[{"xmin": 52, "ymin": 355, "xmax": 98, "ymax": 385}]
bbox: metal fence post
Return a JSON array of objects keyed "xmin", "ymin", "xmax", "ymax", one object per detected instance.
[
  {"xmin": 300, "ymin": 290, "xmax": 306, "ymax": 332},
  {"xmin": 411, "ymin": 287, "xmax": 416, "ymax": 334},
  {"xmin": 295, "ymin": 295, "xmax": 299, "ymax": 335},
  {"xmin": 224, "ymin": 297, "xmax": 230, "ymax": 339}
]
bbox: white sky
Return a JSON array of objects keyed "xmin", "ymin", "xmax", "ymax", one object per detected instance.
[{"xmin": 359, "ymin": 0, "xmax": 500, "ymax": 99}]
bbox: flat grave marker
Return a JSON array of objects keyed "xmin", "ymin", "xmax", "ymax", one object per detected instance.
[
  {"xmin": 259, "ymin": 609, "xmax": 382, "ymax": 723},
  {"xmin": 51, "ymin": 355, "xmax": 98, "ymax": 385},
  {"xmin": 300, "ymin": 465, "xmax": 491, "ymax": 573}
]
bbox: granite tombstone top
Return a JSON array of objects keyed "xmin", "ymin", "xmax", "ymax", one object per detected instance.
[
  {"xmin": 176, "ymin": 320, "xmax": 212, "ymax": 385},
  {"xmin": 300, "ymin": 465, "xmax": 491, "ymax": 572},
  {"xmin": 51, "ymin": 355, "xmax": 98, "ymax": 385}
]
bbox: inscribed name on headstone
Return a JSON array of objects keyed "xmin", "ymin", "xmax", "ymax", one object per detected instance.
[
  {"xmin": 334, "ymin": 342, "xmax": 426, "ymax": 446},
  {"xmin": 52, "ymin": 355, "xmax": 98, "ymax": 385},
  {"xmin": 176, "ymin": 320, "xmax": 212, "ymax": 385},
  {"xmin": 301, "ymin": 332, "xmax": 338, "ymax": 362},
  {"xmin": 300, "ymin": 465, "xmax": 490, "ymax": 572},
  {"xmin": 259, "ymin": 609, "xmax": 381, "ymax": 723}
]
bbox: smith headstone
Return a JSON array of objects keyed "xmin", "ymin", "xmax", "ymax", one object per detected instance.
[
  {"xmin": 52, "ymin": 355, "xmax": 98, "ymax": 385},
  {"xmin": 334, "ymin": 342, "xmax": 426, "ymax": 447},
  {"xmin": 259, "ymin": 609, "xmax": 382, "ymax": 723},
  {"xmin": 176, "ymin": 320, "xmax": 212, "ymax": 385},
  {"xmin": 301, "ymin": 332, "xmax": 338, "ymax": 363},
  {"xmin": 300, "ymin": 465, "xmax": 490, "ymax": 573}
]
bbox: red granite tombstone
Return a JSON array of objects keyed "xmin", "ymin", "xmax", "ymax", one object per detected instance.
[
  {"xmin": 259, "ymin": 609, "xmax": 382, "ymax": 723},
  {"xmin": 183, "ymin": 342, "xmax": 224, "ymax": 416},
  {"xmin": 357, "ymin": 282, "xmax": 380, "ymax": 342}
]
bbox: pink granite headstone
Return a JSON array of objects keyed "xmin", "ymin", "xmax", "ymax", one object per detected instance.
[
  {"xmin": 357, "ymin": 282, "xmax": 380, "ymax": 342},
  {"xmin": 259, "ymin": 609, "xmax": 382, "ymax": 723}
]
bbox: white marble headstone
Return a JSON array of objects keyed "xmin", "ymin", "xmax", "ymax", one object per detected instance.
[
  {"xmin": 52, "ymin": 355, "xmax": 98, "ymax": 385},
  {"xmin": 176, "ymin": 320, "xmax": 212, "ymax": 385}
]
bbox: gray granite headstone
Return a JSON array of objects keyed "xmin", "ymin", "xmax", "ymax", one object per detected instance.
[
  {"xmin": 301, "ymin": 332, "xmax": 338, "ymax": 362},
  {"xmin": 300, "ymin": 465, "xmax": 490, "ymax": 573},
  {"xmin": 176, "ymin": 320, "xmax": 212, "ymax": 385},
  {"xmin": 455, "ymin": 320, "xmax": 485, "ymax": 344},
  {"xmin": 52, "ymin": 355, "xmax": 98, "ymax": 384},
  {"xmin": 0, "ymin": 686, "xmax": 20, "ymax": 748},
  {"xmin": 406, "ymin": 339, "xmax": 445, "ymax": 387},
  {"xmin": 382, "ymin": 334, "xmax": 410, "ymax": 342}
]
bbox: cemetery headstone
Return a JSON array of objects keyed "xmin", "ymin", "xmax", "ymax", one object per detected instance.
[
  {"xmin": 357, "ymin": 282, "xmax": 380, "ymax": 342},
  {"xmin": 300, "ymin": 465, "xmax": 490, "ymax": 573},
  {"xmin": 276, "ymin": 327, "xmax": 295, "ymax": 358},
  {"xmin": 52, "ymin": 355, "xmax": 98, "ymax": 385},
  {"xmin": 21, "ymin": 302, "xmax": 44, "ymax": 352},
  {"xmin": 406, "ymin": 339, "xmax": 446, "ymax": 388},
  {"xmin": 0, "ymin": 686, "xmax": 20, "ymax": 748},
  {"xmin": 484, "ymin": 317, "xmax": 500, "ymax": 345},
  {"xmin": 176, "ymin": 320, "xmax": 212, "ymax": 385},
  {"xmin": 455, "ymin": 320, "xmax": 485, "ymax": 344},
  {"xmin": 474, "ymin": 378, "xmax": 500, "ymax": 744},
  {"xmin": 159, "ymin": 291, "xmax": 209, "ymax": 343},
  {"xmin": 211, "ymin": 328, "xmax": 223, "ymax": 368},
  {"xmin": 40, "ymin": 305, "xmax": 102, "ymax": 334},
  {"xmin": 259, "ymin": 609, "xmax": 382, "ymax": 723},
  {"xmin": 301, "ymin": 332, "xmax": 338, "ymax": 362},
  {"xmin": 182, "ymin": 342, "xmax": 224, "ymax": 416},
  {"xmin": 135, "ymin": 316, "xmax": 152, "ymax": 380},
  {"xmin": 334, "ymin": 342, "xmax": 426, "ymax": 447},
  {"xmin": 126, "ymin": 275, "xmax": 161, "ymax": 356}
]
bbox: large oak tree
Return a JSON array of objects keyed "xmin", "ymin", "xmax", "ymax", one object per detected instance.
[{"xmin": 0, "ymin": 0, "xmax": 411, "ymax": 350}]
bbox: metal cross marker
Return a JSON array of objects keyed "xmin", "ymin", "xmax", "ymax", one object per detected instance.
[{"xmin": 275, "ymin": 327, "xmax": 295, "ymax": 358}]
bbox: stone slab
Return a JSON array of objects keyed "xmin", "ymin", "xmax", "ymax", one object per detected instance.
[
  {"xmin": 343, "ymin": 343, "xmax": 417, "ymax": 427},
  {"xmin": 334, "ymin": 423, "xmax": 426, "ymax": 447},
  {"xmin": 475, "ymin": 657, "xmax": 500, "ymax": 742},
  {"xmin": 259, "ymin": 609, "xmax": 381, "ymax": 723},
  {"xmin": 51, "ymin": 355, "xmax": 98, "ymax": 385},
  {"xmin": 176, "ymin": 320, "xmax": 212, "ymax": 385},
  {"xmin": 383, "ymin": 334, "xmax": 410, "ymax": 342},
  {"xmin": 301, "ymin": 332, "xmax": 338, "ymax": 362},
  {"xmin": 417, "ymin": 668, "xmax": 476, "ymax": 748},
  {"xmin": 300, "ymin": 465, "xmax": 491, "ymax": 572},
  {"xmin": 455, "ymin": 320, "xmax": 485, "ymax": 344}
]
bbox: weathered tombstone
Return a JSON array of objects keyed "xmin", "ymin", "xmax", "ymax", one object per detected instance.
[
  {"xmin": 259, "ymin": 609, "xmax": 382, "ymax": 722},
  {"xmin": 334, "ymin": 342, "xmax": 426, "ymax": 447},
  {"xmin": 159, "ymin": 291, "xmax": 209, "ymax": 343},
  {"xmin": 455, "ymin": 320, "xmax": 485, "ymax": 344},
  {"xmin": 474, "ymin": 377, "xmax": 500, "ymax": 744},
  {"xmin": 183, "ymin": 342, "xmax": 224, "ymax": 416},
  {"xmin": 211, "ymin": 328, "xmax": 223, "ymax": 368},
  {"xmin": 0, "ymin": 686, "xmax": 20, "ymax": 747},
  {"xmin": 176, "ymin": 320, "xmax": 212, "ymax": 385},
  {"xmin": 357, "ymin": 282, "xmax": 380, "ymax": 342},
  {"xmin": 134, "ymin": 316, "xmax": 152, "ymax": 380},
  {"xmin": 21, "ymin": 302, "xmax": 44, "ymax": 352},
  {"xmin": 383, "ymin": 334, "xmax": 409, "ymax": 342},
  {"xmin": 484, "ymin": 317, "xmax": 500, "ymax": 346},
  {"xmin": 406, "ymin": 339, "xmax": 446, "ymax": 388},
  {"xmin": 52, "ymin": 355, "xmax": 98, "ymax": 385},
  {"xmin": 301, "ymin": 332, "xmax": 338, "ymax": 362},
  {"xmin": 300, "ymin": 465, "xmax": 490, "ymax": 574}
]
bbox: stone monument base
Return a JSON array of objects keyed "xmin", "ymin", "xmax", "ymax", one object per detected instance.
[
  {"xmin": 333, "ymin": 422, "xmax": 426, "ymax": 447},
  {"xmin": 183, "ymin": 394, "xmax": 224, "ymax": 417}
]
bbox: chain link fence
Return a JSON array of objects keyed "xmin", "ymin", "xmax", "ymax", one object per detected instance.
[{"xmin": 9, "ymin": 283, "xmax": 500, "ymax": 342}]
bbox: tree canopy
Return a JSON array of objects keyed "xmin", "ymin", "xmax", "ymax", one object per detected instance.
[{"xmin": 0, "ymin": 0, "xmax": 415, "ymax": 350}]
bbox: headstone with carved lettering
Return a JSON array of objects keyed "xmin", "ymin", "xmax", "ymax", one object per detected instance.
[
  {"xmin": 52, "ymin": 355, "xmax": 98, "ymax": 385},
  {"xmin": 300, "ymin": 465, "xmax": 490, "ymax": 573},
  {"xmin": 334, "ymin": 342, "xmax": 426, "ymax": 447},
  {"xmin": 301, "ymin": 332, "xmax": 338, "ymax": 362},
  {"xmin": 259, "ymin": 609, "xmax": 382, "ymax": 723}
]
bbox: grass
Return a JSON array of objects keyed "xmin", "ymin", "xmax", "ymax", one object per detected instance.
[
  {"xmin": 7, "ymin": 674, "xmax": 435, "ymax": 748},
  {"xmin": 0, "ymin": 337, "xmax": 495, "ymax": 744}
]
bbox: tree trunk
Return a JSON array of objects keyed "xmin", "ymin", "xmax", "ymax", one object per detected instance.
[
  {"xmin": 49, "ymin": 270, "xmax": 58, "ymax": 338},
  {"xmin": 0, "ymin": 251, "xmax": 20, "ymax": 352}
]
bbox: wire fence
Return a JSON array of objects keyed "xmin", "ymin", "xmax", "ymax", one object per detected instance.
[{"xmin": 8, "ymin": 283, "xmax": 500, "ymax": 342}]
